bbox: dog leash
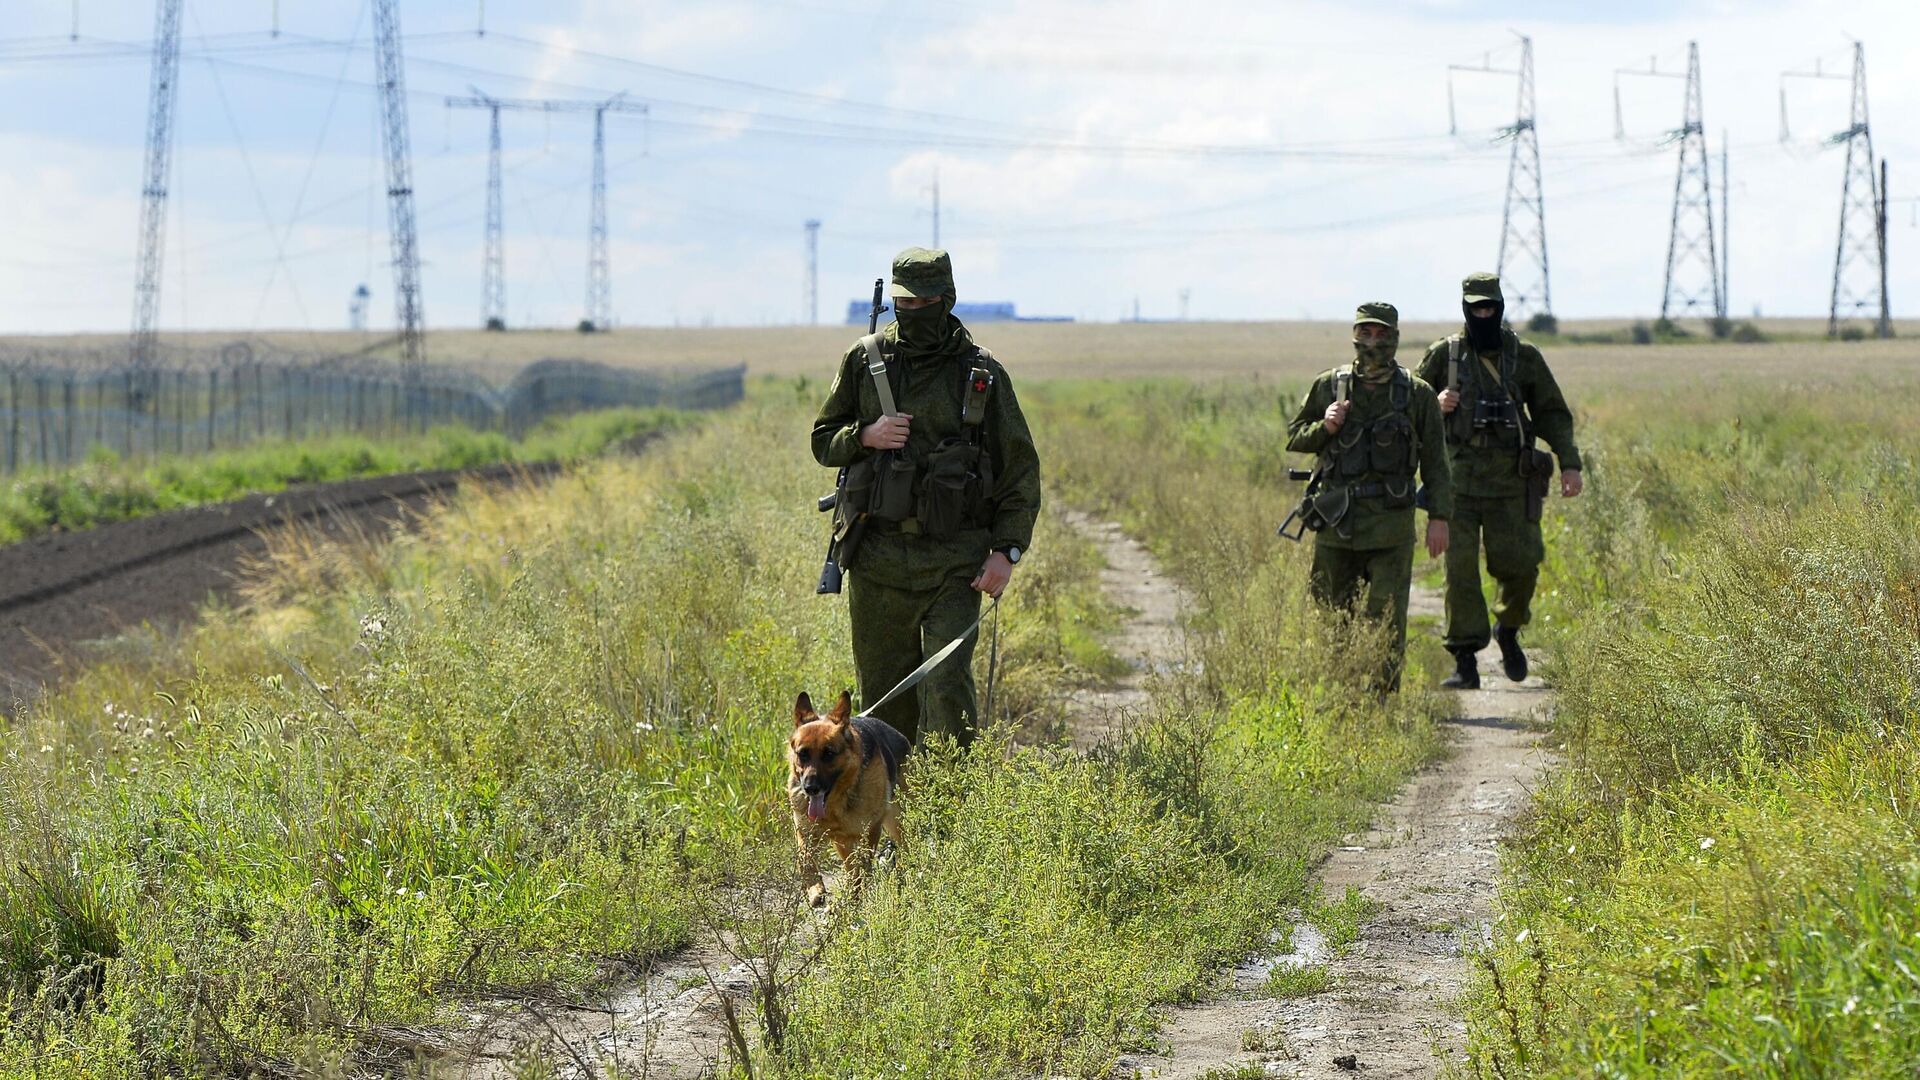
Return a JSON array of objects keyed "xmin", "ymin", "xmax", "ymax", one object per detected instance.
[{"xmin": 856, "ymin": 596, "xmax": 1000, "ymax": 719}]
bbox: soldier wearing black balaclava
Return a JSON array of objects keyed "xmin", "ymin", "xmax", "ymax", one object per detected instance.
[
  {"xmin": 811, "ymin": 247, "xmax": 1041, "ymax": 746},
  {"xmin": 1415, "ymin": 273, "xmax": 1584, "ymax": 690},
  {"xmin": 1286, "ymin": 302, "xmax": 1453, "ymax": 694}
]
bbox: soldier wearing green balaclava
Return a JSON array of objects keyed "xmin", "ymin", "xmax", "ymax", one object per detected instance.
[
  {"xmin": 811, "ymin": 247, "xmax": 1042, "ymax": 746},
  {"xmin": 1286, "ymin": 302, "xmax": 1453, "ymax": 693},
  {"xmin": 1415, "ymin": 272, "xmax": 1583, "ymax": 689}
]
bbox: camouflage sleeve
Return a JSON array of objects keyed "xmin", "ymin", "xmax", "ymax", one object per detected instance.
[
  {"xmin": 985, "ymin": 363, "xmax": 1041, "ymax": 552},
  {"xmin": 1413, "ymin": 341, "xmax": 1448, "ymax": 390},
  {"xmin": 1285, "ymin": 374, "xmax": 1335, "ymax": 454},
  {"xmin": 1518, "ymin": 344, "xmax": 1582, "ymax": 471},
  {"xmin": 810, "ymin": 342, "xmax": 870, "ymax": 468},
  {"xmin": 1412, "ymin": 380, "xmax": 1454, "ymax": 522}
]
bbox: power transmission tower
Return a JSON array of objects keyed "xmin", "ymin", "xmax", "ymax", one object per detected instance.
[
  {"xmin": 1449, "ymin": 33, "xmax": 1550, "ymax": 322},
  {"xmin": 481, "ymin": 95, "xmax": 505, "ymax": 330},
  {"xmin": 587, "ymin": 100, "xmax": 612, "ymax": 332},
  {"xmin": 1618, "ymin": 43, "xmax": 1723, "ymax": 324},
  {"xmin": 372, "ymin": 0, "xmax": 427, "ymax": 382},
  {"xmin": 129, "ymin": 0, "xmax": 184, "ymax": 388},
  {"xmin": 804, "ymin": 219, "xmax": 821, "ymax": 325},
  {"xmin": 931, "ymin": 168, "xmax": 941, "ymax": 249},
  {"xmin": 445, "ymin": 92, "xmax": 646, "ymax": 332},
  {"xmin": 1785, "ymin": 42, "xmax": 1888, "ymax": 337}
]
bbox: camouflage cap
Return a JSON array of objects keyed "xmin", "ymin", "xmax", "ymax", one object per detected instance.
[
  {"xmin": 1462, "ymin": 272, "xmax": 1504, "ymax": 304},
  {"xmin": 889, "ymin": 246, "xmax": 955, "ymax": 299},
  {"xmin": 1352, "ymin": 301, "xmax": 1399, "ymax": 329}
]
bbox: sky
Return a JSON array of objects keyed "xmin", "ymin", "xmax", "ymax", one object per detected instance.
[{"xmin": 1, "ymin": 0, "xmax": 1916, "ymax": 334}]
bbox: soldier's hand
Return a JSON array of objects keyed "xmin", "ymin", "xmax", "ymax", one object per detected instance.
[
  {"xmin": 1437, "ymin": 388, "xmax": 1461, "ymax": 415},
  {"xmin": 1561, "ymin": 469, "xmax": 1584, "ymax": 498},
  {"xmin": 1323, "ymin": 400, "xmax": 1352, "ymax": 433},
  {"xmin": 859, "ymin": 413, "xmax": 913, "ymax": 450},
  {"xmin": 972, "ymin": 552, "xmax": 1013, "ymax": 599},
  {"xmin": 1426, "ymin": 519, "xmax": 1450, "ymax": 559}
]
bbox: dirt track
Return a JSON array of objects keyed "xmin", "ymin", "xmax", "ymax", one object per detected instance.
[
  {"xmin": 1122, "ymin": 586, "xmax": 1554, "ymax": 1079},
  {"xmin": 0, "ymin": 463, "xmax": 554, "ymax": 704}
]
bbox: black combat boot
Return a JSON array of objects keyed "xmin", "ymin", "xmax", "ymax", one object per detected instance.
[
  {"xmin": 1496, "ymin": 625, "xmax": 1528, "ymax": 683},
  {"xmin": 1440, "ymin": 647, "xmax": 1480, "ymax": 690}
]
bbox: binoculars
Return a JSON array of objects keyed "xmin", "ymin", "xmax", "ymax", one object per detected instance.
[{"xmin": 1472, "ymin": 395, "xmax": 1519, "ymax": 431}]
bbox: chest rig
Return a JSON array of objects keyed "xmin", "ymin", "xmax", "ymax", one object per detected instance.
[
  {"xmin": 1280, "ymin": 367, "xmax": 1418, "ymax": 542},
  {"xmin": 1445, "ymin": 333, "xmax": 1525, "ymax": 450},
  {"xmin": 855, "ymin": 334, "xmax": 997, "ymax": 538}
]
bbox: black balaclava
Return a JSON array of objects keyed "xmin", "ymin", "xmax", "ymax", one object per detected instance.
[
  {"xmin": 894, "ymin": 292, "xmax": 955, "ymax": 356},
  {"xmin": 1465, "ymin": 300, "xmax": 1505, "ymax": 354}
]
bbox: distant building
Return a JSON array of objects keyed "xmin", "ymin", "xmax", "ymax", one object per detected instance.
[{"xmin": 844, "ymin": 299, "xmax": 1071, "ymax": 325}]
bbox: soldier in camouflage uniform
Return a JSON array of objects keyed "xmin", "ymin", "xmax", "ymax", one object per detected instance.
[
  {"xmin": 1286, "ymin": 302, "xmax": 1452, "ymax": 692},
  {"xmin": 1414, "ymin": 272, "xmax": 1583, "ymax": 689},
  {"xmin": 811, "ymin": 247, "xmax": 1042, "ymax": 746}
]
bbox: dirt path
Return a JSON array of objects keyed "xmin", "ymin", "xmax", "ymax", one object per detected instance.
[
  {"xmin": 439, "ymin": 522, "xmax": 1552, "ymax": 1079},
  {"xmin": 1119, "ymin": 587, "xmax": 1555, "ymax": 1079},
  {"xmin": 1059, "ymin": 510, "xmax": 1188, "ymax": 747}
]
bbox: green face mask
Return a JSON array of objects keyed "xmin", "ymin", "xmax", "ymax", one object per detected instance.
[
  {"xmin": 894, "ymin": 297, "xmax": 951, "ymax": 354},
  {"xmin": 1352, "ymin": 337, "xmax": 1398, "ymax": 383}
]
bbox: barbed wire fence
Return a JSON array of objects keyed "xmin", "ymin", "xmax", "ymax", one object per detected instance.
[{"xmin": 0, "ymin": 341, "xmax": 744, "ymax": 476}]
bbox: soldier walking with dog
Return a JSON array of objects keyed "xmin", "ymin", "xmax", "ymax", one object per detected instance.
[
  {"xmin": 1414, "ymin": 272, "xmax": 1583, "ymax": 690},
  {"xmin": 812, "ymin": 247, "xmax": 1041, "ymax": 747},
  {"xmin": 1284, "ymin": 302, "xmax": 1452, "ymax": 693}
]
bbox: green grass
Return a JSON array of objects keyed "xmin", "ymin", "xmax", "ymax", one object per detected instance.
[
  {"xmin": 1459, "ymin": 375, "xmax": 1920, "ymax": 1078},
  {"xmin": 1265, "ymin": 964, "xmax": 1332, "ymax": 1000},
  {"xmin": 0, "ymin": 406, "xmax": 687, "ymax": 545},
  {"xmin": 0, "ymin": 376, "xmax": 1445, "ymax": 1078}
]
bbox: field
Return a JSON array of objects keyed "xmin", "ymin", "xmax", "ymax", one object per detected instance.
[
  {"xmin": 2, "ymin": 323, "xmax": 1918, "ymax": 1077},
  {"xmin": 10, "ymin": 316, "xmax": 1918, "ymax": 385}
]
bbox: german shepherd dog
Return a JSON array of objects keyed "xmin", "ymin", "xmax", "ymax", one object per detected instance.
[{"xmin": 788, "ymin": 691, "xmax": 909, "ymax": 907}]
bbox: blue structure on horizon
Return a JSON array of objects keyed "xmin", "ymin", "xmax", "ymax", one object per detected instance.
[{"xmin": 845, "ymin": 300, "xmax": 1071, "ymax": 324}]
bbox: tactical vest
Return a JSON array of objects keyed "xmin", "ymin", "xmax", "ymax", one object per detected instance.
[
  {"xmin": 1444, "ymin": 332, "xmax": 1526, "ymax": 450},
  {"xmin": 854, "ymin": 336, "xmax": 997, "ymax": 538},
  {"xmin": 1323, "ymin": 368, "xmax": 1419, "ymax": 505}
]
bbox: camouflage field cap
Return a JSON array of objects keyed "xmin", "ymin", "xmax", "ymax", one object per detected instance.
[
  {"xmin": 1462, "ymin": 272, "xmax": 1504, "ymax": 305},
  {"xmin": 889, "ymin": 246, "xmax": 955, "ymax": 299},
  {"xmin": 1352, "ymin": 301, "xmax": 1399, "ymax": 329}
]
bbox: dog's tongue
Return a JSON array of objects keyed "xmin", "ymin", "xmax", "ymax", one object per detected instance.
[{"xmin": 806, "ymin": 793, "xmax": 827, "ymax": 822}]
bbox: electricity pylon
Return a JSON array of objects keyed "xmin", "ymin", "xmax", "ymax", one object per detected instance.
[
  {"xmin": 445, "ymin": 92, "xmax": 647, "ymax": 332},
  {"xmin": 1783, "ymin": 42, "xmax": 1889, "ymax": 338},
  {"xmin": 1617, "ymin": 42, "xmax": 1724, "ymax": 324},
  {"xmin": 1449, "ymin": 32, "xmax": 1550, "ymax": 322},
  {"xmin": 130, "ymin": 0, "xmax": 184, "ymax": 387},
  {"xmin": 373, "ymin": 0, "xmax": 428, "ymax": 381},
  {"xmin": 804, "ymin": 219, "xmax": 820, "ymax": 325}
]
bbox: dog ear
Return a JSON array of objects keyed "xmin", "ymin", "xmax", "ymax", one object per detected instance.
[
  {"xmin": 793, "ymin": 692, "xmax": 815, "ymax": 727},
  {"xmin": 828, "ymin": 690, "xmax": 853, "ymax": 726}
]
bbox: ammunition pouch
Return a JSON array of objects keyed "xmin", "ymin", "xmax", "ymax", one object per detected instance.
[
  {"xmin": 917, "ymin": 438, "xmax": 979, "ymax": 537},
  {"xmin": 1520, "ymin": 447, "xmax": 1554, "ymax": 524},
  {"xmin": 871, "ymin": 451, "xmax": 917, "ymax": 523}
]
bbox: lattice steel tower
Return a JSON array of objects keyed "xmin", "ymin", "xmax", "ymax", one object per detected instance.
[
  {"xmin": 481, "ymin": 96, "xmax": 506, "ymax": 330},
  {"xmin": 1828, "ymin": 43, "xmax": 1887, "ymax": 337},
  {"xmin": 1450, "ymin": 33, "xmax": 1551, "ymax": 320},
  {"xmin": 373, "ymin": 0, "xmax": 427, "ymax": 379},
  {"xmin": 1659, "ymin": 43, "xmax": 1724, "ymax": 322},
  {"xmin": 804, "ymin": 219, "xmax": 821, "ymax": 325},
  {"xmin": 586, "ymin": 101, "xmax": 612, "ymax": 332},
  {"xmin": 130, "ymin": 0, "xmax": 184, "ymax": 381}
]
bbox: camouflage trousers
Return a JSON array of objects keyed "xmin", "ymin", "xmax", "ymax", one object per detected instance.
[
  {"xmin": 1443, "ymin": 493, "xmax": 1544, "ymax": 653},
  {"xmin": 1309, "ymin": 540, "xmax": 1414, "ymax": 692},
  {"xmin": 847, "ymin": 572, "xmax": 982, "ymax": 747}
]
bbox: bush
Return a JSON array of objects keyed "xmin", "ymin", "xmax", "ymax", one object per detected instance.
[
  {"xmin": 1729, "ymin": 320, "xmax": 1767, "ymax": 342},
  {"xmin": 1838, "ymin": 324, "xmax": 1868, "ymax": 341},
  {"xmin": 1629, "ymin": 321, "xmax": 1654, "ymax": 345},
  {"xmin": 1524, "ymin": 312, "xmax": 1559, "ymax": 335}
]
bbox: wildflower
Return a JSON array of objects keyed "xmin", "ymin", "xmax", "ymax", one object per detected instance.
[{"xmin": 1699, "ymin": 837, "xmax": 1715, "ymax": 851}]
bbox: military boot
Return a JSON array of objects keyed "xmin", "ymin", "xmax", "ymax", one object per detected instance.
[
  {"xmin": 1440, "ymin": 647, "xmax": 1480, "ymax": 690},
  {"xmin": 1496, "ymin": 625, "xmax": 1528, "ymax": 683}
]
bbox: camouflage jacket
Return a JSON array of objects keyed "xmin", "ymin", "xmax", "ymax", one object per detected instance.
[
  {"xmin": 811, "ymin": 318, "xmax": 1041, "ymax": 591},
  {"xmin": 1414, "ymin": 329, "xmax": 1582, "ymax": 499},
  {"xmin": 1286, "ymin": 364, "xmax": 1453, "ymax": 551}
]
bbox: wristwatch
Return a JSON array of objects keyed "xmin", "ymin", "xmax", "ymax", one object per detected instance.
[{"xmin": 994, "ymin": 545, "xmax": 1023, "ymax": 565}]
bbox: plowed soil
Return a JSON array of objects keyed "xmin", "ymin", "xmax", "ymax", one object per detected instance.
[{"xmin": 0, "ymin": 463, "xmax": 554, "ymax": 704}]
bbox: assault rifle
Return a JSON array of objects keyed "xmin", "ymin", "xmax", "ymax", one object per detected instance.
[{"xmin": 817, "ymin": 277, "xmax": 889, "ymax": 594}]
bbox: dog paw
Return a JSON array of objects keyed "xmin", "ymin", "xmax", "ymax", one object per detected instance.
[{"xmin": 805, "ymin": 884, "xmax": 828, "ymax": 908}]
